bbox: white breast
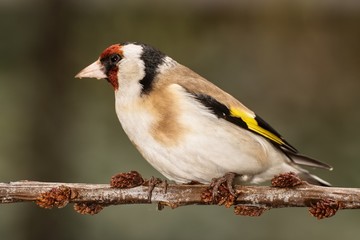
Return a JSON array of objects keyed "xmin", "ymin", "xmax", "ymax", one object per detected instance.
[{"xmin": 115, "ymin": 83, "xmax": 292, "ymax": 184}]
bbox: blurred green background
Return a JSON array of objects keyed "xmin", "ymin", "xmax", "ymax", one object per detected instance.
[{"xmin": 1, "ymin": 0, "xmax": 360, "ymax": 239}]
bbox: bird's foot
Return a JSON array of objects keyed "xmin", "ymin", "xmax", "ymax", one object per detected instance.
[
  {"xmin": 110, "ymin": 170, "xmax": 144, "ymax": 188},
  {"xmin": 143, "ymin": 176, "xmax": 163, "ymax": 202},
  {"xmin": 201, "ymin": 172, "xmax": 238, "ymax": 207},
  {"xmin": 210, "ymin": 172, "xmax": 237, "ymax": 199}
]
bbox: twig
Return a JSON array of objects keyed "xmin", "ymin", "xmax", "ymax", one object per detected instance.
[{"xmin": 0, "ymin": 175, "xmax": 359, "ymax": 219}]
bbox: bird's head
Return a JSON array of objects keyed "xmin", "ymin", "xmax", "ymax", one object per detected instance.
[{"xmin": 75, "ymin": 42, "xmax": 173, "ymax": 93}]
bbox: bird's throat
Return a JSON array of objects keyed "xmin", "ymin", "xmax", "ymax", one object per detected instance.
[{"xmin": 107, "ymin": 67, "xmax": 119, "ymax": 90}]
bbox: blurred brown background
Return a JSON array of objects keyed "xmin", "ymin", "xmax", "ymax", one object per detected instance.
[{"xmin": 1, "ymin": 0, "xmax": 359, "ymax": 239}]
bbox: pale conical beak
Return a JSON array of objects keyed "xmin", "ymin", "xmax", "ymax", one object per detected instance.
[{"xmin": 75, "ymin": 60, "xmax": 107, "ymax": 80}]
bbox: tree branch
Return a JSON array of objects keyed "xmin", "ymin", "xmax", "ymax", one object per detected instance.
[{"xmin": 1, "ymin": 173, "xmax": 359, "ymax": 219}]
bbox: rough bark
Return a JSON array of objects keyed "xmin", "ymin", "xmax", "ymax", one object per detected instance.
[{"xmin": 1, "ymin": 180, "xmax": 359, "ymax": 219}]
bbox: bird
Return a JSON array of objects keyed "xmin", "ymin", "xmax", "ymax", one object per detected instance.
[{"xmin": 75, "ymin": 42, "xmax": 332, "ymax": 189}]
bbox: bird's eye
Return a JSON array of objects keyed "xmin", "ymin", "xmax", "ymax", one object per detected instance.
[{"xmin": 110, "ymin": 54, "xmax": 121, "ymax": 64}]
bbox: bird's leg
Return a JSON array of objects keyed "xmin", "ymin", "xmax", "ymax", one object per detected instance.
[
  {"xmin": 161, "ymin": 179, "xmax": 168, "ymax": 194},
  {"xmin": 144, "ymin": 176, "xmax": 162, "ymax": 202},
  {"xmin": 210, "ymin": 172, "xmax": 237, "ymax": 199}
]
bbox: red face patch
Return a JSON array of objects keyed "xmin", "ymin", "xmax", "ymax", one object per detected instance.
[
  {"xmin": 107, "ymin": 67, "xmax": 119, "ymax": 90},
  {"xmin": 99, "ymin": 44, "xmax": 123, "ymax": 90},
  {"xmin": 100, "ymin": 44, "xmax": 123, "ymax": 59}
]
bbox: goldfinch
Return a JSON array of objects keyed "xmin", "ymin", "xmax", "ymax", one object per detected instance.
[{"xmin": 75, "ymin": 42, "xmax": 332, "ymax": 187}]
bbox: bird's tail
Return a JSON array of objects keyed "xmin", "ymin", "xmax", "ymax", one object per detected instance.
[
  {"xmin": 283, "ymin": 150, "xmax": 332, "ymax": 186},
  {"xmin": 297, "ymin": 171, "xmax": 331, "ymax": 186}
]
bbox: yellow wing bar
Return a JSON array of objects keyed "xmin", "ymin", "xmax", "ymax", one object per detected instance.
[{"xmin": 229, "ymin": 108, "xmax": 285, "ymax": 146}]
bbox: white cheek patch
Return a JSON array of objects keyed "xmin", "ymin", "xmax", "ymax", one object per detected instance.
[
  {"xmin": 116, "ymin": 44, "xmax": 146, "ymax": 90},
  {"xmin": 118, "ymin": 59, "xmax": 145, "ymax": 85}
]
